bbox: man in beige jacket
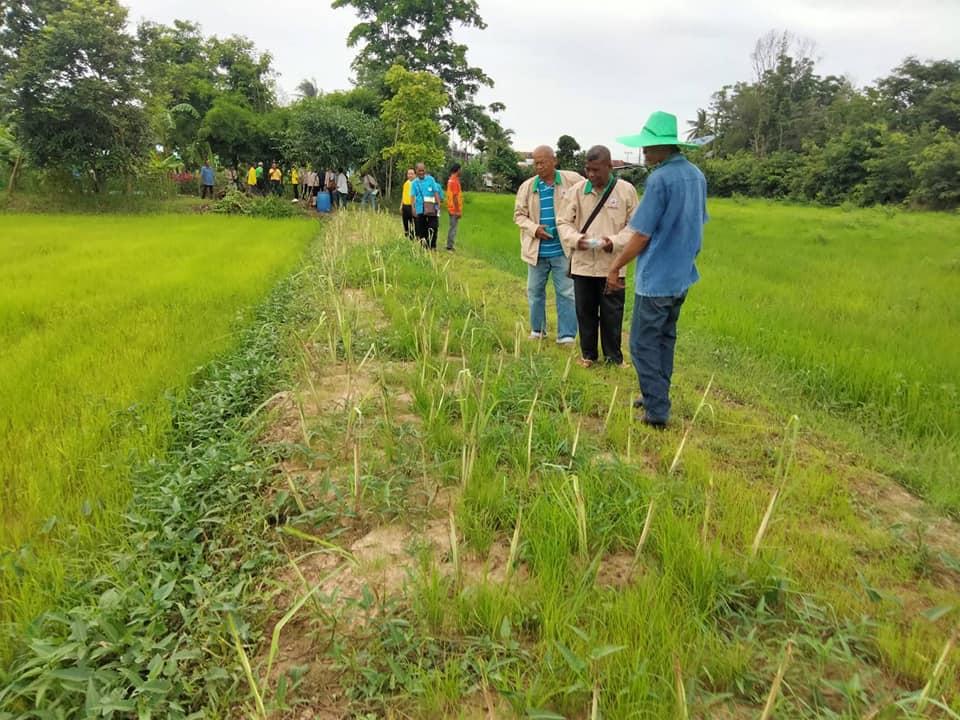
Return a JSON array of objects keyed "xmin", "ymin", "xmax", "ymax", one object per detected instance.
[
  {"xmin": 514, "ymin": 146, "xmax": 583, "ymax": 342},
  {"xmin": 558, "ymin": 145, "xmax": 638, "ymax": 367}
]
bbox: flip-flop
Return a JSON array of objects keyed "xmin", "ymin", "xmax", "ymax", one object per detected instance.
[{"xmin": 576, "ymin": 358, "xmax": 594, "ymax": 368}]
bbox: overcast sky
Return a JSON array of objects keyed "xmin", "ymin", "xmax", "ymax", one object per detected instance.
[{"xmin": 123, "ymin": 0, "xmax": 959, "ymax": 160}]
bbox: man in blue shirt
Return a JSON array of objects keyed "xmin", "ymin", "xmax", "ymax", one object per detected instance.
[
  {"xmin": 607, "ymin": 111, "xmax": 708, "ymax": 427},
  {"xmin": 200, "ymin": 160, "xmax": 215, "ymax": 199},
  {"xmin": 411, "ymin": 162, "xmax": 445, "ymax": 250}
]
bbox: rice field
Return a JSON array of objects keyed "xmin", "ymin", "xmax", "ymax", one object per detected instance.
[
  {"xmin": 2, "ymin": 203, "xmax": 959, "ymax": 718},
  {"xmin": 0, "ymin": 213, "xmax": 314, "ymax": 648}
]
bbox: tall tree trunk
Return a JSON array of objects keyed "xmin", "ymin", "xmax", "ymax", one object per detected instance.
[{"xmin": 7, "ymin": 154, "xmax": 22, "ymax": 197}]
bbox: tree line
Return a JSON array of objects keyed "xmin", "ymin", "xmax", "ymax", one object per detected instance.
[
  {"xmin": 686, "ymin": 31, "xmax": 960, "ymax": 209},
  {"xmin": 0, "ymin": 0, "xmax": 515, "ymax": 197}
]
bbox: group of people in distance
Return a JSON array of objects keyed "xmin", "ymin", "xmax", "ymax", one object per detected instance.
[
  {"xmin": 219, "ymin": 162, "xmax": 381, "ymax": 209},
  {"xmin": 399, "ymin": 161, "xmax": 463, "ymax": 251},
  {"xmin": 515, "ymin": 110, "xmax": 707, "ymax": 428}
]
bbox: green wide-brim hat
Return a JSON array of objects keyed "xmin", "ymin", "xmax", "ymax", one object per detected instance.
[{"xmin": 617, "ymin": 111, "xmax": 699, "ymax": 149}]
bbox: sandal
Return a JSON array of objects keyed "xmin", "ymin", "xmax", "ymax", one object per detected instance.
[{"xmin": 576, "ymin": 358, "xmax": 594, "ymax": 369}]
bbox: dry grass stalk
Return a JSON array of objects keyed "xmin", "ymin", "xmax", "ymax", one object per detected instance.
[
  {"xmin": 353, "ymin": 440, "xmax": 361, "ymax": 512},
  {"xmin": 751, "ymin": 415, "xmax": 800, "ymax": 558},
  {"xmin": 634, "ymin": 499, "xmax": 657, "ymax": 562},
  {"xmin": 526, "ymin": 391, "xmax": 539, "ymax": 478},
  {"xmin": 603, "ymin": 384, "xmax": 619, "ymax": 432},
  {"xmin": 449, "ymin": 509, "xmax": 461, "ymax": 586},
  {"xmin": 569, "ymin": 419, "xmax": 582, "ymax": 468},
  {"xmin": 590, "ymin": 682, "xmax": 600, "ymax": 720},
  {"xmin": 505, "ymin": 508, "xmax": 523, "ymax": 587},
  {"xmin": 674, "ymin": 655, "xmax": 689, "ymax": 720},
  {"xmin": 701, "ymin": 476, "xmax": 714, "ymax": 545},
  {"xmin": 759, "ymin": 639, "xmax": 794, "ymax": 720},
  {"xmin": 667, "ymin": 374, "xmax": 714, "ymax": 476},
  {"xmin": 916, "ymin": 624, "xmax": 958, "ymax": 714}
]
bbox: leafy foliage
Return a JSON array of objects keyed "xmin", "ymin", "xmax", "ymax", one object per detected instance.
[
  {"xmin": 698, "ymin": 32, "xmax": 960, "ymax": 208},
  {"xmin": 379, "ymin": 65, "xmax": 447, "ymax": 173},
  {"xmin": 284, "ymin": 97, "xmax": 380, "ymax": 172},
  {"xmin": 8, "ymin": 0, "xmax": 150, "ymax": 191},
  {"xmin": 331, "ymin": 0, "xmax": 501, "ymax": 143}
]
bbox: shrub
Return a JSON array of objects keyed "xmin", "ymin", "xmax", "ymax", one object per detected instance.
[{"xmin": 910, "ymin": 128, "xmax": 960, "ymax": 209}]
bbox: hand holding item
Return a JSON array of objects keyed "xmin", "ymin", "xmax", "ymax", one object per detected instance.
[
  {"xmin": 602, "ymin": 237, "xmax": 613, "ymax": 253},
  {"xmin": 535, "ymin": 225, "xmax": 553, "ymax": 241},
  {"xmin": 605, "ymin": 269, "xmax": 625, "ymax": 293},
  {"xmin": 577, "ymin": 236, "xmax": 604, "ymax": 250}
]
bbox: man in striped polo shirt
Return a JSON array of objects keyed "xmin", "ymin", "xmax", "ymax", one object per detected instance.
[{"xmin": 514, "ymin": 146, "xmax": 583, "ymax": 342}]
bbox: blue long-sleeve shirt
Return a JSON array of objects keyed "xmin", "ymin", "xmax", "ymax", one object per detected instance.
[
  {"xmin": 410, "ymin": 175, "xmax": 445, "ymax": 215},
  {"xmin": 200, "ymin": 166, "xmax": 215, "ymax": 185}
]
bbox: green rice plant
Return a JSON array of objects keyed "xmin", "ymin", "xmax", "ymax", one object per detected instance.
[{"xmin": 0, "ymin": 214, "xmax": 313, "ymax": 660}]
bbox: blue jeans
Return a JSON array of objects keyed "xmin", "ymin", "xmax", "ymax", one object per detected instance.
[
  {"xmin": 630, "ymin": 293, "xmax": 687, "ymax": 423},
  {"xmin": 527, "ymin": 255, "xmax": 577, "ymax": 339},
  {"xmin": 361, "ymin": 190, "xmax": 378, "ymax": 210}
]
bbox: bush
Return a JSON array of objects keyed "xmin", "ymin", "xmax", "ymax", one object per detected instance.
[
  {"xmin": 910, "ymin": 128, "xmax": 960, "ymax": 209},
  {"xmin": 212, "ymin": 189, "xmax": 300, "ymax": 218}
]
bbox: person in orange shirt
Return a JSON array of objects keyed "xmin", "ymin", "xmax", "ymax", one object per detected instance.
[{"xmin": 445, "ymin": 162, "xmax": 462, "ymax": 252}]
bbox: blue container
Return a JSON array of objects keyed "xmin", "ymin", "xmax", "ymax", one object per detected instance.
[{"xmin": 315, "ymin": 191, "xmax": 332, "ymax": 213}]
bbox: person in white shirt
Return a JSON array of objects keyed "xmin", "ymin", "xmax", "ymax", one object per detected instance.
[{"xmin": 336, "ymin": 169, "xmax": 349, "ymax": 208}]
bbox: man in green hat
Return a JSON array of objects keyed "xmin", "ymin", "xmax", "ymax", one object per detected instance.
[{"xmin": 606, "ymin": 111, "xmax": 708, "ymax": 427}]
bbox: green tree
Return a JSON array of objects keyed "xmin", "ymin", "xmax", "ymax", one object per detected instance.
[
  {"xmin": 0, "ymin": 0, "xmax": 67, "ymax": 84},
  {"xmin": 284, "ymin": 97, "xmax": 379, "ymax": 172},
  {"xmin": 200, "ymin": 95, "xmax": 267, "ymax": 168},
  {"xmin": 877, "ymin": 57, "xmax": 960, "ymax": 132},
  {"xmin": 910, "ymin": 128, "xmax": 960, "ymax": 209},
  {"xmin": 379, "ymin": 65, "xmax": 447, "ymax": 175},
  {"xmin": 136, "ymin": 20, "xmax": 219, "ymax": 163},
  {"xmin": 209, "ymin": 35, "xmax": 276, "ymax": 112},
  {"xmin": 556, "ymin": 134, "xmax": 581, "ymax": 171},
  {"xmin": 296, "ymin": 78, "xmax": 319, "ymax": 99},
  {"xmin": 10, "ymin": 0, "xmax": 149, "ymax": 191},
  {"xmin": 686, "ymin": 109, "xmax": 711, "ymax": 140},
  {"xmin": 331, "ymin": 0, "xmax": 500, "ymax": 143}
]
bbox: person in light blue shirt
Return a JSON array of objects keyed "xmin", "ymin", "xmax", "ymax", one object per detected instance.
[
  {"xmin": 411, "ymin": 163, "xmax": 445, "ymax": 250},
  {"xmin": 607, "ymin": 111, "xmax": 708, "ymax": 427},
  {"xmin": 200, "ymin": 160, "xmax": 215, "ymax": 199}
]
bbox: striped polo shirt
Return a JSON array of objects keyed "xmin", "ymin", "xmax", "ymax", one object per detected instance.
[{"xmin": 536, "ymin": 177, "xmax": 563, "ymax": 259}]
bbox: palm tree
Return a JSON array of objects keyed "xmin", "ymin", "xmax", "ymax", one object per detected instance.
[
  {"xmin": 686, "ymin": 109, "xmax": 710, "ymax": 140},
  {"xmin": 296, "ymin": 78, "xmax": 319, "ymax": 99}
]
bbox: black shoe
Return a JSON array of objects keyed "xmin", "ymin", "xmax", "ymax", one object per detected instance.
[{"xmin": 641, "ymin": 418, "xmax": 667, "ymax": 430}]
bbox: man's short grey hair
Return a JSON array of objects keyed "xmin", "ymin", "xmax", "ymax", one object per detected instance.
[
  {"xmin": 532, "ymin": 145, "xmax": 556, "ymax": 158},
  {"xmin": 585, "ymin": 145, "xmax": 611, "ymax": 163}
]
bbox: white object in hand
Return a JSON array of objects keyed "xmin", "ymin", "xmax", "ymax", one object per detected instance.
[{"xmin": 585, "ymin": 237, "xmax": 604, "ymax": 249}]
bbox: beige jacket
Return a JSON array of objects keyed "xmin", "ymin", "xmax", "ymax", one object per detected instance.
[
  {"xmin": 557, "ymin": 177, "xmax": 638, "ymax": 277},
  {"xmin": 514, "ymin": 170, "xmax": 585, "ymax": 266}
]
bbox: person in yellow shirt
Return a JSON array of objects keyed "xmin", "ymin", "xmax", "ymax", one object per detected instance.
[
  {"xmin": 290, "ymin": 166, "xmax": 300, "ymax": 200},
  {"xmin": 246, "ymin": 163, "xmax": 257, "ymax": 195},
  {"xmin": 268, "ymin": 162, "xmax": 282, "ymax": 196},
  {"xmin": 400, "ymin": 168, "xmax": 415, "ymax": 239}
]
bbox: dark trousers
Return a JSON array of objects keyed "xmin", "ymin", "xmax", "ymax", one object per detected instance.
[
  {"xmin": 415, "ymin": 214, "xmax": 439, "ymax": 249},
  {"xmin": 201, "ymin": 184, "xmax": 213, "ymax": 199},
  {"xmin": 573, "ymin": 275, "xmax": 625, "ymax": 363},
  {"xmin": 401, "ymin": 204, "xmax": 415, "ymax": 238},
  {"xmin": 629, "ymin": 293, "xmax": 687, "ymax": 423}
]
